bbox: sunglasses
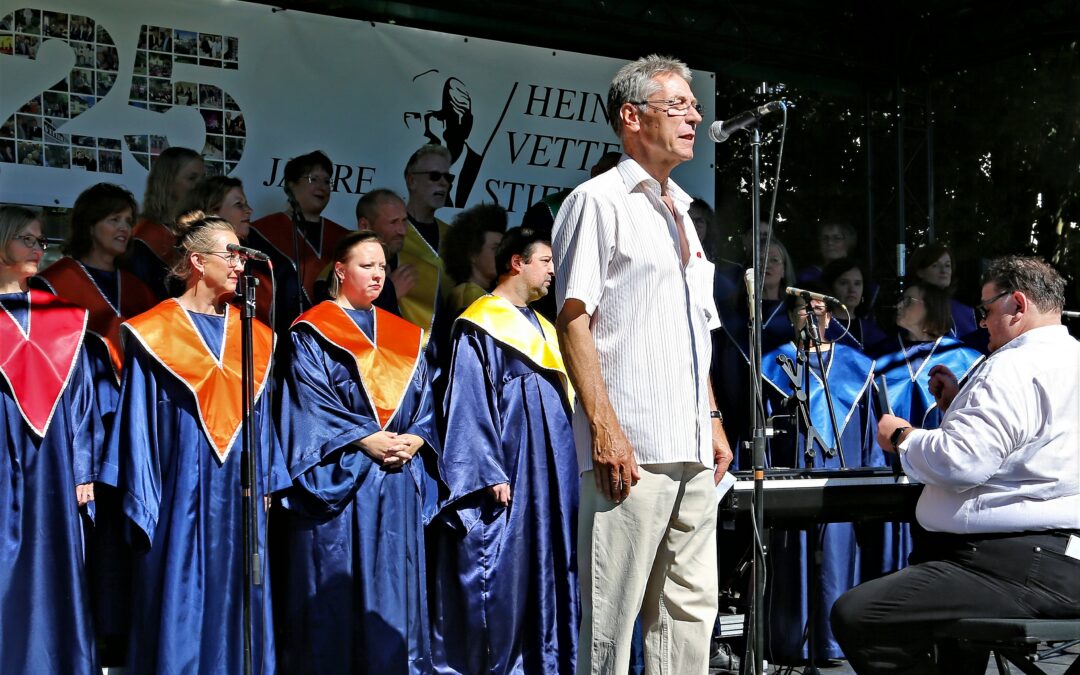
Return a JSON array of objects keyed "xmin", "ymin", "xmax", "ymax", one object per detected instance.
[{"xmin": 410, "ymin": 170, "xmax": 455, "ymax": 183}]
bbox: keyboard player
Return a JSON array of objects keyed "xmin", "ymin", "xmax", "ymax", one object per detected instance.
[{"xmin": 831, "ymin": 255, "xmax": 1080, "ymax": 674}]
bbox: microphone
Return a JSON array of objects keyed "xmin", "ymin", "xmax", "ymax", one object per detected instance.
[
  {"xmin": 1063, "ymin": 310, "xmax": 1079, "ymax": 320},
  {"xmin": 785, "ymin": 286, "xmax": 846, "ymax": 311},
  {"xmin": 708, "ymin": 101, "xmax": 785, "ymax": 143},
  {"xmin": 226, "ymin": 242, "xmax": 270, "ymax": 262}
]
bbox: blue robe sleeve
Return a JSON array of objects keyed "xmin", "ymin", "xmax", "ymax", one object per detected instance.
[
  {"xmin": 437, "ymin": 325, "xmax": 510, "ymax": 531},
  {"xmin": 70, "ymin": 346, "xmax": 105, "ymax": 488},
  {"xmin": 280, "ymin": 326, "xmax": 441, "ymax": 520}
]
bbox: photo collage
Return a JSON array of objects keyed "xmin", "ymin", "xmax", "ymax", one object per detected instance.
[
  {"xmin": 127, "ymin": 24, "xmax": 245, "ymax": 176},
  {"xmin": 1, "ymin": 9, "xmax": 124, "ymax": 172},
  {"xmin": 0, "ymin": 11, "xmax": 246, "ymax": 176}
]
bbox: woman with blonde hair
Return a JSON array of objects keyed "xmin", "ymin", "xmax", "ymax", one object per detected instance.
[
  {"xmin": 0, "ymin": 205, "xmax": 101, "ymax": 674},
  {"xmin": 129, "ymin": 146, "xmax": 205, "ymax": 298},
  {"xmin": 103, "ymin": 210, "xmax": 287, "ymax": 673}
]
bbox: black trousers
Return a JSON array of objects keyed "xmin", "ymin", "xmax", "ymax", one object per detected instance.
[{"xmin": 831, "ymin": 528, "xmax": 1080, "ymax": 674}]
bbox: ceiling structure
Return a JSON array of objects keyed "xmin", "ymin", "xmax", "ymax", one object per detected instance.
[{"xmin": 256, "ymin": 0, "xmax": 1080, "ymax": 89}]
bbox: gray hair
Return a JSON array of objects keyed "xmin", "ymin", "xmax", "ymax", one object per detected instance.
[
  {"xmin": 404, "ymin": 144, "xmax": 452, "ymax": 177},
  {"xmin": 0, "ymin": 204, "xmax": 41, "ymax": 265},
  {"xmin": 607, "ymin": 54, "xmax": 693, "ymax": 137}
]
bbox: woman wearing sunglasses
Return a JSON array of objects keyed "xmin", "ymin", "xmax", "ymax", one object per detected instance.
[
  {"xmin": 103, "ymin": 210, "xmax": 288, "ymax": 674},
  {"xmin": 0, "ymin": 205, "xmax": 102, "ymax": 674}
]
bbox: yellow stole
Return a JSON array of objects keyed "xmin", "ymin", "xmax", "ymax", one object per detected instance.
[
  {"xmin": 292, "ymin": 301, "xmax": 424, "ymax": 429},
  {"xmin": 397, "ymin": 218, "xmax": 453, "ymax": 341},
  {"xmin": 457, "ymin": 294, "xmax": 575, "ymax": 409},
  {"xmin": 123, "ymin": 300, "xmax": 274, "ymax": 463}
]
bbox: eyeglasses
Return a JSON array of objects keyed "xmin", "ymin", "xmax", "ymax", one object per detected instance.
[
  {"xmin": 975, "ymin": 289, "xmax": 1011, "ymax": 321},
  {"xmin": 203, "ymin": 251, "xmax": 242, "ymax": 267},
  {"xmin": 899, "ymin": 295, "xmax": 923, "ymax": 307},
  {"xmin": 630, "ymin": 97, "xmax": 704, "ymax": 116},
  {"xmin": 409, "ymin": 170, "xmax": 455, "ymax": 183},
  {"xmin": 303, "ymin": 174, "xmax": 333, "ymax": 187},
  {"xmin": 13, "ymin": 234, "xmax": 48, "ymax": 251}
]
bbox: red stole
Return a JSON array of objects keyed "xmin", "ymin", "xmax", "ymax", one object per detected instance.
[
  {"xmin": 132, "ymin": 218, "xmax": 176, "ymax": 265},
  {"xmin": 0, "ymin": 290, "xmax": 87, "ymax": 437},
  {"xmin": 293, "ymin": 301, "xmax": 423, "ymax": 429},
  {"xmin": 248, "ymin": 212, "xmax": 349, "ymax": 304},
  {"xmin": 124, "ymin": 300, "xmax": 274, "ymax": 463},
  {"xmin": 37, "ymin": 258, "xmax": 157, "ymax": 381}
]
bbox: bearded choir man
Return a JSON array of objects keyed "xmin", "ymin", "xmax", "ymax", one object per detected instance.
[
  {"xmin": 759, "ymin": 293, "xmax": 879, "ymax": 665},
  {"xmin": 432, "ymin": 228, "xmax": 579, "ymax": 675},
  {"xmin": 101, "ymin": 212, "xmax": 288, "ymax": 673},
  {"xmin": 0, "ymin": 205, "xmax": 102, "ymax": 674},
  {"xmin": 278, "ymin": 230, "xmax": 441, "ymax": 675}
]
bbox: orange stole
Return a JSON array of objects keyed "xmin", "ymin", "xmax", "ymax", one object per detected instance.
[
  {"xmin": 248, "ymin": 212, "xmax": 349, "ymax": 303},
  {"xmin": 132, "ymin": 219, "xmax": 176, "ymax": 265},
  {"xmin": 0, "ymin": 290, "xmax": 87, "ymax": 437},
  {"xmin": 293, "ymin": 302, "xmax": 423, "ymax": 429},
  {"xmin": 38, "ymin": 258, "xmax": 157, "ymax": 381},
  {"xmin": 124, "ymin": 300, "xmax": 274, "ymax": 463}
]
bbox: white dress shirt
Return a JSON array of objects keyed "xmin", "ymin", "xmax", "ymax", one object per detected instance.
[
  {"xmin": 552, "ymin": 156, "xmax": 720, "ymax": 472},
  {"xmin": 901, "ymin": 324, "xmax": 1080, "ymax": 533}
]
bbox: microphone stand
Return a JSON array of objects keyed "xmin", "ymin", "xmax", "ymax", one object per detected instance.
[
  {"xmin": 802, "ymin": 308, "xmax": 845, "ymax": 468},
  {"xmin": 239, "ymin": 271, "xmax": 261, "ymax": 675},
  {"xmin": 746, "ymin": 126, "xmax": 768, "ymax": 675}
]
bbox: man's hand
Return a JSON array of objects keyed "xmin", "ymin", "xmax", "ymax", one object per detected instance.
[
  {"xmin": 712, "ymin": 420, "xmax": 734, "ymax": 485},
  {"xmin": 392, "ymin": 264, "xmax": 418, "ymax": 300},
  {"xmin": 381, "ymin": 433, "xmax": 424, "ymax": 470},
  {"xmin": 927, "ymin": 364, "xmax": 960, "ymax": 413},
  {"xmin": 592, "ymin": 419, "xmax": 640, "ymax": 503},
  {"xmin": 876, "ymin": 414, "xmax": 912, "ymax": 454},
  {"xmin": 75, "ymin": 482, "xmax": 94, "ymax": 507},
  {"xmin": 487, "ymin": 483, "xmax": 511, "ymax": 506}
]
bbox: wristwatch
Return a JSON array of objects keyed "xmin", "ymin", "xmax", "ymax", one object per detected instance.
[
  {"xmin": 710, "ymin": 410, "xmax": 724, "ymax": 423},
  {"xmin": 889, "ymin": 426, "xmax": 911, "ymax": 453}
]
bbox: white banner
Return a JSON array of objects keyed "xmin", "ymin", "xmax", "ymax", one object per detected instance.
[{"xmin": 0, "ymin": 0, "xmax": 716, "ymax": 225}]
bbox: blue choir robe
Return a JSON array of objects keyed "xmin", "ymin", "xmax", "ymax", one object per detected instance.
[
  {"xmin": 864, "ymin": 334, "xmax": 983, "ymax": 576},
  {"xmin": 280, "ymin": 302, "xmax": 441, "ymax": 675},
  {"xmin": 761, "ymin": 341, "xmax": 878, "ymax": 662},
  {"xmin": 33, "ymin": 260, "xmax": 158, "ymax": 661},
  {"xmin": 101, "ymin": 301, "xmax": 287, "ymax": 674},
  {"xmin": 825, "ymin": 315, "xmax": 886, "ymax": 354},
  {"xmin": 432, "ymin": 296, "xmax": 579, "ymax": 675},
  {"xmin": 0, "ymin": 291, "xmax": 101, "ymax": 674},
  {"xmin": 714, "ymin": 299, "xmax": 796, "ymax": 469}
]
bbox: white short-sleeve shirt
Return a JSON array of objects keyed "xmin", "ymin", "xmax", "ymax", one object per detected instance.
[{"xmin": 552, "ymin": 155, "xmax": 720, "ymax": 471}]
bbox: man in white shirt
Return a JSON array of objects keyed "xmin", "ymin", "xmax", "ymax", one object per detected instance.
[
  {"xmin": 832, "ymin": 255, "xmax": 1080, "ymax": 674},
  {"xmin": 552, "ymin": 54, "xmax": 733, "ymax": 675}
]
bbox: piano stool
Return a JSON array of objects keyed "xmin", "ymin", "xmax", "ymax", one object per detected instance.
[{"xmin": 932, "ymin": 618, "xmax": 1080, "ymax": 674}]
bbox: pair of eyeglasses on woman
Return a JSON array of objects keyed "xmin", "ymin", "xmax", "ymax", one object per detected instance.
[
  {"xmin": 203, "ymin": 251, "xmax": 242, "ymax": 267},
  {"xmin": 303, "ymin": 174, "xmax": 333, "ymax": 187},
  {"xmin": 14, "ymin": 235, "xmax": 48, "ymax": 251},
  {"xmin": 975, "ymin": 289, "xmax": 1011, "ymax": 321},
  {"xmin": 629, "ymin": 97, "xmax": 704, "ymax": 116}
]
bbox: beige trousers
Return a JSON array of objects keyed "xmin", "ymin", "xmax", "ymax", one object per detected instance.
[{"xmin": 576, "ymin": 462, "xmax": 719, "ymax": 675}]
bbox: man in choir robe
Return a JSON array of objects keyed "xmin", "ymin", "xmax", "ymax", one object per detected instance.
[
  {"xmin": 401, "ymin": 144, "xmax": 455, "ymax": 341},
  {"xmin": 432, "ymin": 228, "xmax": 579, "ymax": 675},
  {"xmin": 760, "ymin": 295, "xmax": 879, "ymax": 664}
]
